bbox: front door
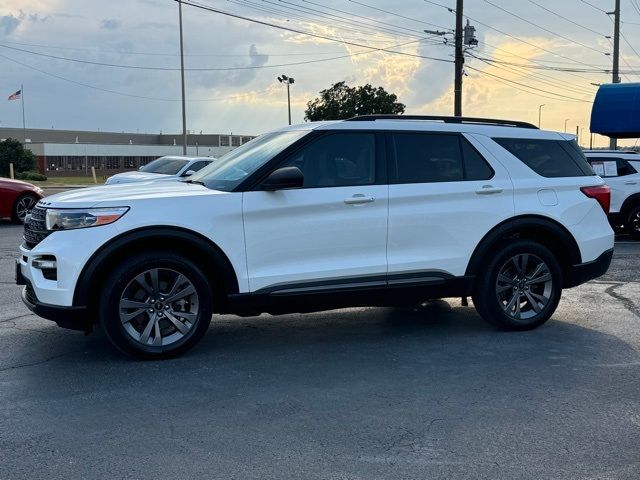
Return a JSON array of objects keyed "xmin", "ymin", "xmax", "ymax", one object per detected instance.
[{"xmin": 242, "ymin": 131, "xmax": 388, "ymax": 292}]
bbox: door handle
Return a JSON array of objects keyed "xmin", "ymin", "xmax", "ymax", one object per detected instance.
[
  {"xmin": 475, "ymin": 185, "xmax": 503, "ymax": 195},
  {"xmin": 624, "ymin": 181, "xmax": 638, "ymax": 185},
  {"xmin": 344, "ymin": 194, "xmax": 375, "ymax": 205}
]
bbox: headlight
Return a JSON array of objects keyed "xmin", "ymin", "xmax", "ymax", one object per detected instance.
[{"xmin": 45, "ymin": 207, "xmax": 129, "ymax": 231}]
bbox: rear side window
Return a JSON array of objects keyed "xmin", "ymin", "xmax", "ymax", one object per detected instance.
[
  {"xmin": 391, "ymin": 133, "xmax": 493, "ymax": 184},
  {"xmin": 587, "ymin": 157, "xmax": 637, "ymax": 177},
  {"xmin": 493, "ymin": 138, "xmax": 594, "ymax": 177}
]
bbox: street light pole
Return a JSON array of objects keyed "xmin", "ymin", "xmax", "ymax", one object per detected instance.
[
  {"xmin": 564, "ymin": 118, "xmax": 570, "ymax": 133},
  {"xmin": 178, "ymin": 0, "xmax": 188, "ymax": 155},
  {"xmin": 277, "ymin": 74, "xmax": 295, "ymax": 125},
  {"xmin": 538, "ymin": 104, "xmax": 545, "ymax": 128}
]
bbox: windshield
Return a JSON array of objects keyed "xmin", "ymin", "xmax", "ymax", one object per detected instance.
[
  {"xmin": 190, "ymin": 130, "xmax": 310, "ymax": 191},
  {"xmin": 140, "ymin": 157, "xmax": 189, "ymax": 175}
]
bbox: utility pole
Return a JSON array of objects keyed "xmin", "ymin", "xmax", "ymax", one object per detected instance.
[
  {"xmin": 608, "ymin": 0, "xmax": 621, "ymax": 150},
  {"xmin": 538, "ymin": 104, "xmax": 545, "ymax": 128},
  {"xmin": 564, "ymin": 118, "xmax": 570, "ymax": 133},
  {"xmin": 178, "ymin": 0, "xmax": 188, "ymax": 155},
  {"xmin": 454, "ymin": 0, "xmax": 464, "ymax": 116},
  {"xmin": 277, "ymin": 75, "xmax": 295, "ymax": 125}
]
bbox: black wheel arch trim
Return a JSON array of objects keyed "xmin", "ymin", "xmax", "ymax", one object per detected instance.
[
  {"xmin": 465, "ymin": 215, "xmax": 582, "ymax": 278},
  {"xmin": 619, "ymin": 192, "xmax": 640, "ymax": 220},
  {"xmin": 72, "ymin": 226, "xmax": 239, "ymax": 307}
]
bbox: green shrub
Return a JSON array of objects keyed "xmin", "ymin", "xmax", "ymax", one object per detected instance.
[{"xmin": 16, "ymin": 171, "xmax": 47, "ymax": 181}]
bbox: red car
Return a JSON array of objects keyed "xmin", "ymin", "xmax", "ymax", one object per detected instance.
[{"xmin": 0, "ymin": 177, "xmax": 44, "ymax": 224}]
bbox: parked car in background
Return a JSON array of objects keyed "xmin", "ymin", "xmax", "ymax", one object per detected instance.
[
  {"xmin": 17, "ymin": 115, "xmax": 614, "ymax": 358},
  {"xmin": 0, "ymin": 177, "xmax": 43, "ymax": 224},
  {"xmin": 104, "ymin": 156, "xmax": 215, "ymax": 185},
  {"xmin": 583, "ymin": 150, "xmax": 640, "ymax": 238}
]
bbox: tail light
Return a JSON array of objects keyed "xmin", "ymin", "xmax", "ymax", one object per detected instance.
[{"xmin": 581, "ymin": 185, "xmax": 611, "ymax": 214}]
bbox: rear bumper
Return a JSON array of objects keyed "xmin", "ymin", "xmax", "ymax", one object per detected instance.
[
  {"xmin": 565, "ymin": 248, "xmax": 613, "ymax": 288},
  {"xmin": 21, "ymin": 281, "xmax": 88, "ymax": 331}
]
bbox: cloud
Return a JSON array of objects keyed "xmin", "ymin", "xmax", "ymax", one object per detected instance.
[
  {"xmin": 100, "ymin": 18, "xmax": 120, "ymax": 30},
  {"xmin": 0, "ymin": 14, "xmax": 20, "ymax": 35}
]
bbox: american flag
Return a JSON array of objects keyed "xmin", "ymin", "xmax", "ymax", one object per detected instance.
[{"xmin": 8, "ymin": 89, "xmax": 21, "ymax": 101}]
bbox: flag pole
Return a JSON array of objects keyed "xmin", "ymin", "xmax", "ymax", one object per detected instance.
[{"xmin": 21, "ymin": 83, "xmax": 26, "ymax": 143}]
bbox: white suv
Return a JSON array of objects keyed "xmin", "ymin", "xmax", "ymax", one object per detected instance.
[
  {"xmin": 583, "ymin": 150, "xmax": 640, "ymax": 239},
  {"xmin": 16, "ymin": 115, "xmax": 614, "ymax": 358}
]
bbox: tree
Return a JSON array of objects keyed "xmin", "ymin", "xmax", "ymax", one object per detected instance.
[
  {"xmin": 0, "ymin": 138, "xmax": 37, "ymax": 176},
  {"xmin": 304, "ymin": 81, "xmax": 405, "ymax": 121}
]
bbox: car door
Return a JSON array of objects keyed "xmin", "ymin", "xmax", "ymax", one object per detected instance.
[
  {"xmin": 386, "ymin": 131, "xmax": 514, "ymax": 279},
  {"xmin": 587, "ymin": 157, "xmax": 639, "ymax": 212},
  {"xmin": 242, "ymin": 131, "xmax": 388, "ymax": 292}
]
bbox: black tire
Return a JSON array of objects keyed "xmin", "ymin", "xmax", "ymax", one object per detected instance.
[
  {"xmin": 11, "ymin": 194, "xmax": 39, "ymax": 224},
  {"xmin": 472, "ymin": 240, "xmax": 562, "ymax": 331},
  {"xmin": 99, "ymin": 251, "xmax": 213, "ymax": 359},
  {"xmin": 626, "ymin": 205, "xmax": 640, "ymax": 240}
]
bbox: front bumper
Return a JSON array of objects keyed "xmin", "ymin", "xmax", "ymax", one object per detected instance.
[
  {"xmin": 565, "ymin": 248, "xmax": 614, "ymax": 288},
  {"xmin": 20, "ymin": 279, "xmax": 88, "ymax": 331}
]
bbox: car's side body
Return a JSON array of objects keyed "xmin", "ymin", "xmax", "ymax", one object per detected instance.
[
  {"xmin": 18, "ymin": 119, "xmax": 614, "ymax": 341},
  {"xmin": 104, "ymin": 156, "xmax": 215, "ymax": 185},
  {"xmin": 0, "ymin": 177, "xmax": 43, "ymax": 221},
  {"xmin": 583, "ymin": 151, "xmax": 640, "ymax": 235}
]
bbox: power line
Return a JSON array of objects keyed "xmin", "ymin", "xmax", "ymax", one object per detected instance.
[
  {"xmin": 0, "ymin": 52, "xmax": 272, "ymax": 102},
  {"xmin": 526, "ymin": 0, "xmax": 608, "ymax": 37},
  {"xmin": 482, "ymin": 0, "xmax": 610, "ymax": 55},
  {"xmin": 176, "ymin": 0, "xmax": 454, "ymax": 63},
  {"xmin": 345, "ymin": 0, "xmax": 452, "ymax": 31},
  {"xmin": 0, "ymin": 39, "xmax": 431, "ymax": 72},
  {"xmin": 579, "ymin": 0, "xmax": 609, "ymax": 14},
  {"xmin": 422, "ymin": 0, "xmax": 610, "ymax": 70},
  {"xmin": 466, "ymin": 65, "xmax": 591, "ymax": 102}
]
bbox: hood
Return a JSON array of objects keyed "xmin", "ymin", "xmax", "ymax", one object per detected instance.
[
  {"xmin": 105, "ymin": 171, "xmax": 176, "ymax": 184},
  {"xmin": 0, "ymin": 177, "xmax": 38, "ymax": 188},
  {"xmin": 39, "ymin": 181, "xmax": 219, "ymax": 208}
]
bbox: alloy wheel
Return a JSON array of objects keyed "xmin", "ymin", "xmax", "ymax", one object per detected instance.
[
  {"xmin": 632, "ymin": 209, "xmax": 640, "ymax": 233},
  {"xmin": 119, "ymin": 268, "xmax": 199, "ymax": 347},
  {"xmin": 495, "ymin": 253, "xmax": 553, "ymax": 321},
  {"xmin": 16, "ymin": 196, "xmax": 37, "ymax": 223}
]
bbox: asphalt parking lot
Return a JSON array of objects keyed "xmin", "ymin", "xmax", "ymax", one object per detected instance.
[{"xmin": 0, "ymin": 221, "xmax": 638, "ymax": 480}]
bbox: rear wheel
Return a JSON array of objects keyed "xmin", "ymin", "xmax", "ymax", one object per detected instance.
[
  {"xmin": 99, "ymin": 252, "xmax": 213, "ymax": 359},
  {"xmin": 472, "ymin": 240, "xmax": 562, "ymax": 330},
  {"xmin": 626, "ymin": 205, "xmax": 640, "ymax": 240},
  {"xmin": 11, "ymin": 194, "xmax": 38, "ymax": 224}
]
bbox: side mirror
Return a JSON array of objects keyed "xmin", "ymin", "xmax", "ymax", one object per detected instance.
[
  {"xmin": 182, "ymin": 170, "xmax": 196, "ymax": 177},
  {"xmin": 261, "ymin": 166, "xmax": 304, "ymax": 191}
]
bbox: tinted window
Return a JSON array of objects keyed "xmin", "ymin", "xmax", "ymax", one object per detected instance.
[
  {"xmin": 587, "ymin": 157, "xmax": 637, "ymax": 177},
  {"xmin": 392, "ymin": 133, "xmax": 463, "ymax": 183},
  {"xmin": 494, "ymin": 138, "xmax": 594, "ymax": 177},
  {"xmin": 187, "ymin": 161, "xmax": 210, "ymax": 173},
  {"xmin": 139, "ymin": 157, "xmax": 189, "ymax": 175},
  {"xmin": 279, "ymin": 133, "xmax": 375, "ymax": 188},
  {"xmin": 461, "ymin": 138, "xmax": 494, "ymax": 180}
]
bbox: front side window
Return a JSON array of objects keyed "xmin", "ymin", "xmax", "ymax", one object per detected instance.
[
  {"xmin": 277, "ymin": 133, "xmax": 376, "ymax": 188},
  {"xmin": 494, "ymin": 138, "xmax": 594, "ymax": 177},
  {"xmin": 191, "ymin": 130, "xmax": 310, "ymax": 191},
  {"xmin": 140, "ymin": 157, "xmax": 189, "ymax": 175},
  {"xmin": 186, "ymin": 160, "xmax": 211, "ymax": 173}
]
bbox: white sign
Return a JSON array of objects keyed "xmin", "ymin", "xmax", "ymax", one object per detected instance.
[
  {"xmin": 591, "ymin": 161, "xmax": 605, "ymax": 176},
  {"xmin": 604, "ymin": 161, "xmax": 618, "ymax": 177}
]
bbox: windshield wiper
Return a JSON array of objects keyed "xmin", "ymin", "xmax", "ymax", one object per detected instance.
[{"xmin": 182, "ymin": 179, "xmax": 206, "ymax": 186}]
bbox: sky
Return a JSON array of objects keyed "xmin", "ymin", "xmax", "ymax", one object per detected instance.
[{"xmin": 1, "ymin": 0, "xmax": 640, "ymax": 147}]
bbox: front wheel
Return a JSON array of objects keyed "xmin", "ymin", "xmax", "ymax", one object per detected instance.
[
  {"xmin": 12, "ymin": 194, "xmax": 38, "ymax": 224},
  {"xmin": 472, "ymin": 240, "xmax": 562, "ymax": 331},
  {"xmin": 99, "ymin": 252, "xmax": 213, "ymax": 359}
]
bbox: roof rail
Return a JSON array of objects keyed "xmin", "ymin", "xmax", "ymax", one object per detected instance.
[{"xmin": 344, "ymin": 114, "xmax": 538, "ymax": 129}]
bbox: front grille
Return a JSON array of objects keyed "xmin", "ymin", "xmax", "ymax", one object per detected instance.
[{"xmin": 23, "ymin": 206, "xmax": 52, "ymax": 249}]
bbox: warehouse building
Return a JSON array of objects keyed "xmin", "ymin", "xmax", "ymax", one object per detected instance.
[{"xmin": 0, "ymin": 127, "xmax": 255, "ymax": 177}]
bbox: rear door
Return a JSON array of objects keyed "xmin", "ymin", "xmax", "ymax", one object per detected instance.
[
  {"xmin": 386, "ymin": 131, "xmax": 514, "ymax": 279},
  {"xmin": 242, "ymin": 131, "xmax": 389, "ymax": 292}
]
